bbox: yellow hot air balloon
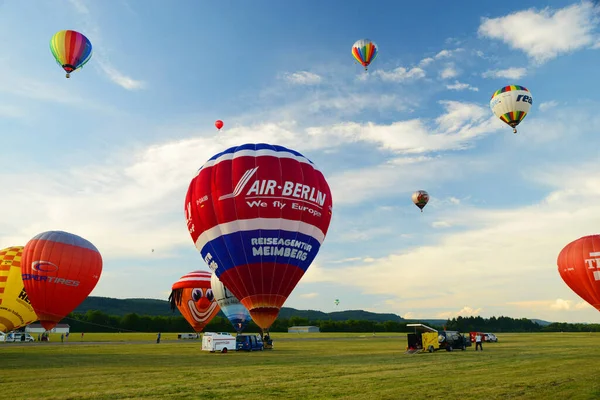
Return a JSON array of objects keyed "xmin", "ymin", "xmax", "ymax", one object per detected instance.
[{"xmin": 0, "ymin": 246, "xmax": 38, "ymax": 332}]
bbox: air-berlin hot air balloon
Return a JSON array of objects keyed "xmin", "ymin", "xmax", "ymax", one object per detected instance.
[
  {"xmin": 185, "ymin": 143, "xmax": 333, "ymax": 331},
  {"xmin": 50, "ymin": 30, "xmax": 93, "ymax": 79},
  {"xmin": 557, "ymin": 235, "xmax": 600, "ymax": 313},
  {"xmin": 0, "ymin": 246, "xmax": 38, "ymax": 332},
  {"xmin": 169, "ymin": 270, "xmax": 220, "ymax": 332},
  {"xmin": 20, "ymin": 231, "xmax": 102, "ymax": 330},
  {"xmin": 352, "ymin": 39, "xmax": 378, "ymax": 71},
  {"xmin": 211, "ymin": 272, "xmax": 252, "ymax": 334},
  {"xmin": 215, "ymin": 120, "xmax": 224, "ymax": 131},
  {"xmin": 490, "ymin": 85, "xmax": 532, "ymax": 134},
  {"xmin": 412, "ymin": 190, "xmax": 429, "ymax": 212}
]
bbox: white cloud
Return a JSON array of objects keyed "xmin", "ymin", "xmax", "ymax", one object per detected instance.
[
  {"xmin": 440, "ymin": 65, "xmax": 458, "ymax": 79},
  {"xmin": 0, "ymin": 104, "xmax": 25, "ymax": 118},
  {"xmin": 446, "ymin": 81, "xmax": 479, "ymax": 92},
  {"xmin": 68, "ymin": 0, "xmax": 89, "ymax": 14},
  {"xmin": 302, "ymin": 154, "xmax": 600, "ymax": 321},
  {"xmin": 418, "ymin": 48, "xmax": 464, "ymax": 68},
  {"xmin": 539, "ymin": 100, "xmax": 559, "ymax": 112},
  {"xmin": 418, "ymin": 58, "xmax": 434, "ymax": 67},
  {"xmin": 375, "ymin": 66, "xmax": 426, "ymax": 82},
  {"xmin": 432, "ymin": 221, "xmax": 452, "ymax": 228},
  {"xmin": 96, "ymin": 59, "xmax": 146, "ymax": 90},
  {"xmin": 336, "ymin": 227, "xmax": 394, "ymax": 243},
  {"xmin": 306, "ymin": 100, "xmax": 497, "ymax": 158},
  {"xmin": 69, "ymin": 0, "xmax": 146, "ymax": 90},
  {"xmin": 551, "ymin": 299, "xmax": 573, "ymax": 311},
  {"xmin": 437, "ymin": 306, "xmax": 482, "ymax": 319},
  {"xmin": 434, "ymin": 48, "xmax": 465, "ymax": 59},
  {"xmin": 478, "ymin": 3, "xmax": 600, "ymax": 63},
  {"xmin": 482, "ymin": 67, "xmax": 528, "ymax": 80},
  {"xmin": 510, "ymin": 299, "xmax": 593, "ymax": 311},
  {"xmin": 299, "ymin": 292, "xmax": 319, "ymax": 299},
  {"xmin": 283, "ymin": 71, "xmax": 322, "ymax": 85}
]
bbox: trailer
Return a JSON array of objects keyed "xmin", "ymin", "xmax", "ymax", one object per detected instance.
[
  {"xmin": 202, "ymin": 332, "xmax": 236, "ymax": 353},
  {"xmin": 406, "ymin": 323, "xmax": 439, "ymax": 353},
  {"xmin": 406, "ymin": 323, "xmax": 470, "ymax": 353}
]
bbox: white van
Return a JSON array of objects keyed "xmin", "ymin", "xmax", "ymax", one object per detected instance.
[
  {"xmin": 177, "ymin": 333, "xmax": 199, "ymax": 340},
  {"xmin": 6, "ymin": 332, "xmax": 35, "ymax": 342},
  {"xmin": 202, "ymin": 332, "xmax": 236, "ymax": 353},
  {"xmin": 0, "ymin": 332, "xmax": 6, "ymax": 342}
]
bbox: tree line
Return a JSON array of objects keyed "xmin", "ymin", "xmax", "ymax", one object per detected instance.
[{"xmin": 56, "ymin": 310, "xmax": 600, "ymax": 333}]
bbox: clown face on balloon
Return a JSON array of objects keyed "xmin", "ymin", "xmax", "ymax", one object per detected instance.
[{"xmin": 169, "ymin": 270, "xmax": 220, "ymax": 332}]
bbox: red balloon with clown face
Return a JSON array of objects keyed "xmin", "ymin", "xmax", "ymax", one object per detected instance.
[{"xmin": 168, "ymin": 270, "xmax": 220, "ymax": 332}]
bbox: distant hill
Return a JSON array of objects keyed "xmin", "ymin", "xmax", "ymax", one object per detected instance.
[
  {"xmin": 75, "ymin": 297, "xmax": 410, "ymax": 322},
  {"xmin": 75, "ymin": 297, "xmax": 177, "ymax": 316},
  {"xmin": 531, "ymin": 319, "xmax": 553, "ymax": 326},
  {"xmin": 74, "ymin": 297, "xmax": 553, "ymax": 326}
]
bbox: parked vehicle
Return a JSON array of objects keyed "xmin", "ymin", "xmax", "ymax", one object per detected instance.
[
  {"xmin": 469, "ymin": 332, "xmax": 498, "ymax": 343},
  {"xmin": 177, "ymin": 333, "xmax": 199, "ymax": 340},
  {"xmin": 438, "ymin": 330, "xmax": 471, "ymax": 351},
  {"xmin": 236, "ymin": 334, "xmax": 264, "ymax": 351},
  {"xmin": 0, "ymin": 332, "xmax": 6, "ymax": 342},
  {"xmin": 202, "ymin": 332, "xmax": 236, "ymax": 353},
  {"xmin": 485, "ymin": 333, "xmax": 498, "ymax": 342},
  {"xmin": 6, "ymin": 332, "xmax": 35, "ymax": 342},
  {"xmin": 406, "ymin": 324, "xmax": 471, "ymax": 353}
]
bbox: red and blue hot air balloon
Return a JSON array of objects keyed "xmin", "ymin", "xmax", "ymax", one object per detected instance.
[
  {"xmin": 185, "ymin": 143, "xmax": 333, "ymax": 331},
  {"xmin": 20, "ymin": 231, "xmax": 102, "ymax": 330}
]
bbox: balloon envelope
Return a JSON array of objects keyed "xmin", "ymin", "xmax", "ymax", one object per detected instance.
[
  {"xmin": 21, "ymin": 231, "xmax": 102, "ymax": 330},
  {"xmin": 50, "ymin": 30, "xmax": 93, "ymax": 78},
  {"xmin": 0, "ymin": 246, "xmax": 38, "ymax": 332},
  {"xmin": 412, "ymin": 190, "xmax": 429, "ymax": 211},
  {"xmin": 215, "ymin": 120, "xmax": 224, "ymax": 130},
  {"xmin": 169, "ymin": 270, "xmax": 220, "ymax": 332},
  {"xmin": 490, "ymin": 85, "xmax": 532, "ymax": 133},
  {"xmin": 558, "ymin": 235, "xmax": 600, "ymax": 312},
  {"xmin": 186, "ymin": 143, "xmax": 333, "ymax": 330},
  {"xmin": 352, "ymin": 39, "xmax": 378, "ymax": 70},
  {"xmin": 210, "ymin": 272, "xmax": 252, "ymax": 333}
]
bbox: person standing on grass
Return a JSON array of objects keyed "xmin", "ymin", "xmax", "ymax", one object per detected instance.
[
  {"xmin": 66, "ymin": 332, "xmax": 69, "ymax": 342},
  {"xmin": 475, "ymin": 333, "xmax": 483, "ymax": 351},
  {"xmin": 157, "ymin": 332, "xmax": 161, "ymax": 344},
  {"xmin": 61, "ymin": 333, "xmax": 64, "ymax": 343},
  {"xmin": 81, "ymin": 332, "xmax": 84, "ymax": 341}
]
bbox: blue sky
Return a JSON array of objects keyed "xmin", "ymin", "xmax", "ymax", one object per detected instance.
[{"xmin": 2, "ymin": 0, "xmax": 600, "ymax": 323}]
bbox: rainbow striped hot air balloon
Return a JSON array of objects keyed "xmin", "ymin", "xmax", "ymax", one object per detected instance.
[
  {"xmin": 352, "ymin": 39, "xmax": 378, "ymax": 71},
  {"xmin": 490, "ymin": 85, "xmax": 533, "ymax": 134},
  {"xmin": 50, "ymin": 30, "xmax": 93, "ymax": 79}
]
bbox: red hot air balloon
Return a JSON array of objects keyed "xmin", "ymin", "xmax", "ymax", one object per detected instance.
[
  {"xmin": 185, "ymin": 143, "xmax": 333, "ymax": 331},
  {"xmin": 20, "ymin": 231, "xmax": 102, "ymax": 330},
  {"xmin": 168, "ymin": 270, "xmax": 220, "ymax": 332},
  {"xmin": 558, "ymin": 235, "xmax": 600, "ymax": 313},
  {"xmin": 215, "ymin": 120, "xmax": 224, "ymax": 131}
]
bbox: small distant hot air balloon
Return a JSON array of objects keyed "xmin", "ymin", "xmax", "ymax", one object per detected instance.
[
  {"xmin": 169, "ymin": 270, "xmax": 220, "ymax": 332},
  {"xmin": 186, "ymin": 143, "xmax": 333, "ymax": 331},
  {"xmin": 0, "ymin": 246, "xmax": 38, "ymax": 332},
  {"xmin": 334, "ymin": 299, "xmax": 340, "ymax": 307},
  {"xmin": 215, "ymin": 120, "xmax": 224, "ymax": 131},
  {"xmin": 557, "ymin": 235, "xmax": 600, "ymax": 313},
  {"xmin": 412, "ymin": 190, "xmax": 429, "ymax": 212},
  {"xmin": 211, "ymin": 273, "xmax": 253, "ymax": 334},
  {"xmin": 490, "ymin": 85, "xmax": 532, "ymax": 134},
  {"xmin": 50, "ymin": 30, "xmax": 93, "ymax": 79},
  {"xmin": 20, "ymin": 231, "xmax": 102, "ymax": 331},
  {"xmin": 352, "ymin": 39, "xmax": 378, "ymax": 71}
]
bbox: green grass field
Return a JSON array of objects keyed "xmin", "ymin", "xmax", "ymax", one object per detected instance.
[{"xmin": 1, "ymin": 332, "xmax": 599, "ymax": 399}]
